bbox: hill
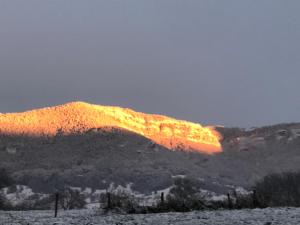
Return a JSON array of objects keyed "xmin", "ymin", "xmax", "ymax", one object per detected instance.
[
  {"xmin": 0, "ymin": 102, "xmax": 221, "ymax": 154},
  {"xmin": 1, "ymin": 103, "xmax": 300, "ymax": 196}
]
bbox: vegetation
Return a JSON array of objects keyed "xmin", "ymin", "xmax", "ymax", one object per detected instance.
[
  {"xmin": 0, "ymin": 185, "xmax": 86, "ymax": 211},
  {"xmin": 99, "ymin": 173, "xmax": 300, "ymax": 214},
  {"xmin": 100, "ymin": 186, "xmax": 139, "ymax": 214},
  {"xmin": 1, "ymin": 172, "xmax": 300, "ymax": 212},
  {"xmin": 160, "ymin": 178, "xmax": 207, "ymax": 212},
  {"xmin": 254, "ymin": 172, "xmax": 300, "ymax": 207},
  {"xmin": 0, "ymin": 168, "xmax": 13, "ymax": 189},
  {"xmin": 58, "ymin": 188, "xmax": 86, "ymax": 210},
  {"xmin": 2, "ymin": 195, "xmax": 55, "ymax": 211},
  {"xmin": 0, "ymin": 168, "xmax": 14, "ymax": 210},
  {"xmin": 0, "ymin": 193, "xmax": 7, "ymax": 210},
  {"xmin": 99, "ymin": 178, "xmax": 208, "ymax": 214}
]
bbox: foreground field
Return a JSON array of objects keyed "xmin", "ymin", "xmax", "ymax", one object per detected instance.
[{"xmin": 1, "ymin": 208, "xmax": 300, "ymax": 225}]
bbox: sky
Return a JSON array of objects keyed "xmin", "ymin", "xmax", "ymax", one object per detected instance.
[{"xmin": 0, "ymin": 0, "xmax": 300, "ymax": 127}]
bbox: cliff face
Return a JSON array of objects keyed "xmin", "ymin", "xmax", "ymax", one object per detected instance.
[{"xmin": 0, "ymin": 102, "xmax": 222, "ymax": 154}]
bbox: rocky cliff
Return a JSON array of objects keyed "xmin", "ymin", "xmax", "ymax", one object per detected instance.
[{"xmin": 0, "ymin": 102, "xmax": 221, "ymax": 154}]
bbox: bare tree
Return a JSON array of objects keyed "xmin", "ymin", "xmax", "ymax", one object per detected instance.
[
  {"xmin": 59, "ymin": 188, "xmax": 86, "ymax": 210},
  {"xmin": 164, "ymin": 178, "xmax": 207, "ymax": 212},
  {"xmin": 99, "ymin": 187, "xmax": 138, "ymax": 213}
]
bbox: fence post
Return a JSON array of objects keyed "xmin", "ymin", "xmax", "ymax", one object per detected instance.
[
  {"xmin": 233, "ymin": 190, "xmax": 238, "ymax": 209},
  {"xmin": 253, "ymin": 190, "xmax": 259, "ymax": 208},
  {"xmin": 54, "ymin": 192, "xmax": 59, "ymax": 218},
  {"xmin": 227, "ymin": 193, "xmax": 233, "ymax": 209},
  {"xmin": 161, "ymin": 192, "xmax": 164, "ymax": 204},
  {"xmin": 107, "ymin": 192, "xmax": 111, "ymax": 209}
]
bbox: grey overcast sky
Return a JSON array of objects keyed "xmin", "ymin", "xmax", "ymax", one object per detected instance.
[{"xmin": 0, "ymin": 0, "xmax": 299, "ymax": 127}]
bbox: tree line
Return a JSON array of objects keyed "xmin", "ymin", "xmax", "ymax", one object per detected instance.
[{"xmin": 1, "ymin": 169, "xmax": 300, "ymax": 213}]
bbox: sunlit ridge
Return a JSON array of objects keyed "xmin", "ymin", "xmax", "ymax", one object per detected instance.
[{"xmin": 0, "ymin": 102, "xmax": 222, "ymax": 154}]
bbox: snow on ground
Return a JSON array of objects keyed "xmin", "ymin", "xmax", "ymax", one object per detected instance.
[
  {"xmin": 1, "ymin": 186, "xmax": 48, "ymax": 206},
  {"xmin": 1, "ymin": 208, "xmax": 300, "ymax": 225},
  {"xmin": 1, "ymin": 183, "xmax": 241, "ymax": 208}
]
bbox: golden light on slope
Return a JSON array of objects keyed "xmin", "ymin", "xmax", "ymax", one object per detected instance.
[{"xmin": 0, "ymin": 102, "xmax": 222, "ymax": 154}]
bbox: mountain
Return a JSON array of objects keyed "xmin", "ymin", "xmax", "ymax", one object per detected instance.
[
  {"xmin": 1, "ymin": 102, "xmax": 300, "ymax": 196},
  {"xmin": 0, "ymin": 101, "xmax": 221, "ymax": 154}
]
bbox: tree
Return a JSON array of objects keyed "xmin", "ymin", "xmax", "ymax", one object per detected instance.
[
  {"xmin": 254, "ymin": 172, "xmax": 300, "ymax": 207},
  {"xmin": 0, "ymin": 168, "xmax": 13, "ymax": 189},
  {"xmin": 0, "ymin": 193, "xmax": 7, "ymax": 209},
  {"xmin": 59, "ymin": 188, "xmax": 86, "ymax": 210},
  {"xmin": 164, "ymin": 178, "xmax": 207, "ymax": 212},
  {"xmin": 99, "ymin": 188, "xmax": 138, "ymax": 213}
]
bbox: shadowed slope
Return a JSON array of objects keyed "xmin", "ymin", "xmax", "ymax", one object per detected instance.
[{"xmin": 0, "ymin": 102, "xmax": 221, "ymax": 153}]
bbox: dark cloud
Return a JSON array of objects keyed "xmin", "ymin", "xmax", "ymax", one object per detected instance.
[{"xmin": 0, "ymin": 0, "xmax": 300, "ymax": 127}]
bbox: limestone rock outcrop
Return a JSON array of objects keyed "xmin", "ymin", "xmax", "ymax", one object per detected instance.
[{"xmin": 0, "ymin": 102, "xmax": 222, "ymax": 154}]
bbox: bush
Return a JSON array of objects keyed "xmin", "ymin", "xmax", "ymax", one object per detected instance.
[
  {"xmin": 100, "ymin": 188, "xmax": 139, "ymax": 214},
  {"xmin": 0, "ymin": 193, "xmax": 7, "ymax": 209},
  {"xmin": 160, "ymin": 178, "xmax": 207, "ymax": 212},
  {"xmin": 0, "ymin": 168, "xmax": 13, "ymax": 189},
  {"xmin": 0, "ymin": 169, "xmax": 14, "ymax": 210},
  {"xmin": 254, "ymin": 172, "xmax": 300, "ymax": 207},
  {"xmin": 231, "ymin": 190, "xmax": 258, "ymax": 209},
  {"xmin": 59, "ymin": 188, "xmax": 86, "ymax": 210},
  {"xmin": 27, "ymin": 194, "xmax": 56, "ymax": 210}
]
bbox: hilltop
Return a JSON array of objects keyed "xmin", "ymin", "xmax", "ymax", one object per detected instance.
[{"xmin": 0, "ymin": 102, "xmax": 221, "ymax": 154}]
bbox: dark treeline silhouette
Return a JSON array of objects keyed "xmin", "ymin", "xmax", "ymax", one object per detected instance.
[
  {"xmin": 0, "ymin": 168, "xmax": 13, "ymax": 189},
  {"xmin": 0, "ymin": 168, "xmax": 14, "ymax": 210},
  {"xmin": 254, "ymin": 172, "xmax": 300, "ymax": 207}
]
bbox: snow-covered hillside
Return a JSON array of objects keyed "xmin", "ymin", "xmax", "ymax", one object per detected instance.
[{"xmin": 1, "ymin": 208, "xmax": 299, "ymax": 225}]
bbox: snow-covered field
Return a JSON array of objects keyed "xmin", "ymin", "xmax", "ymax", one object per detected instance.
[{"xmin": 1, "ymin": 208, "xmax": 300, "ymax": 225}]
